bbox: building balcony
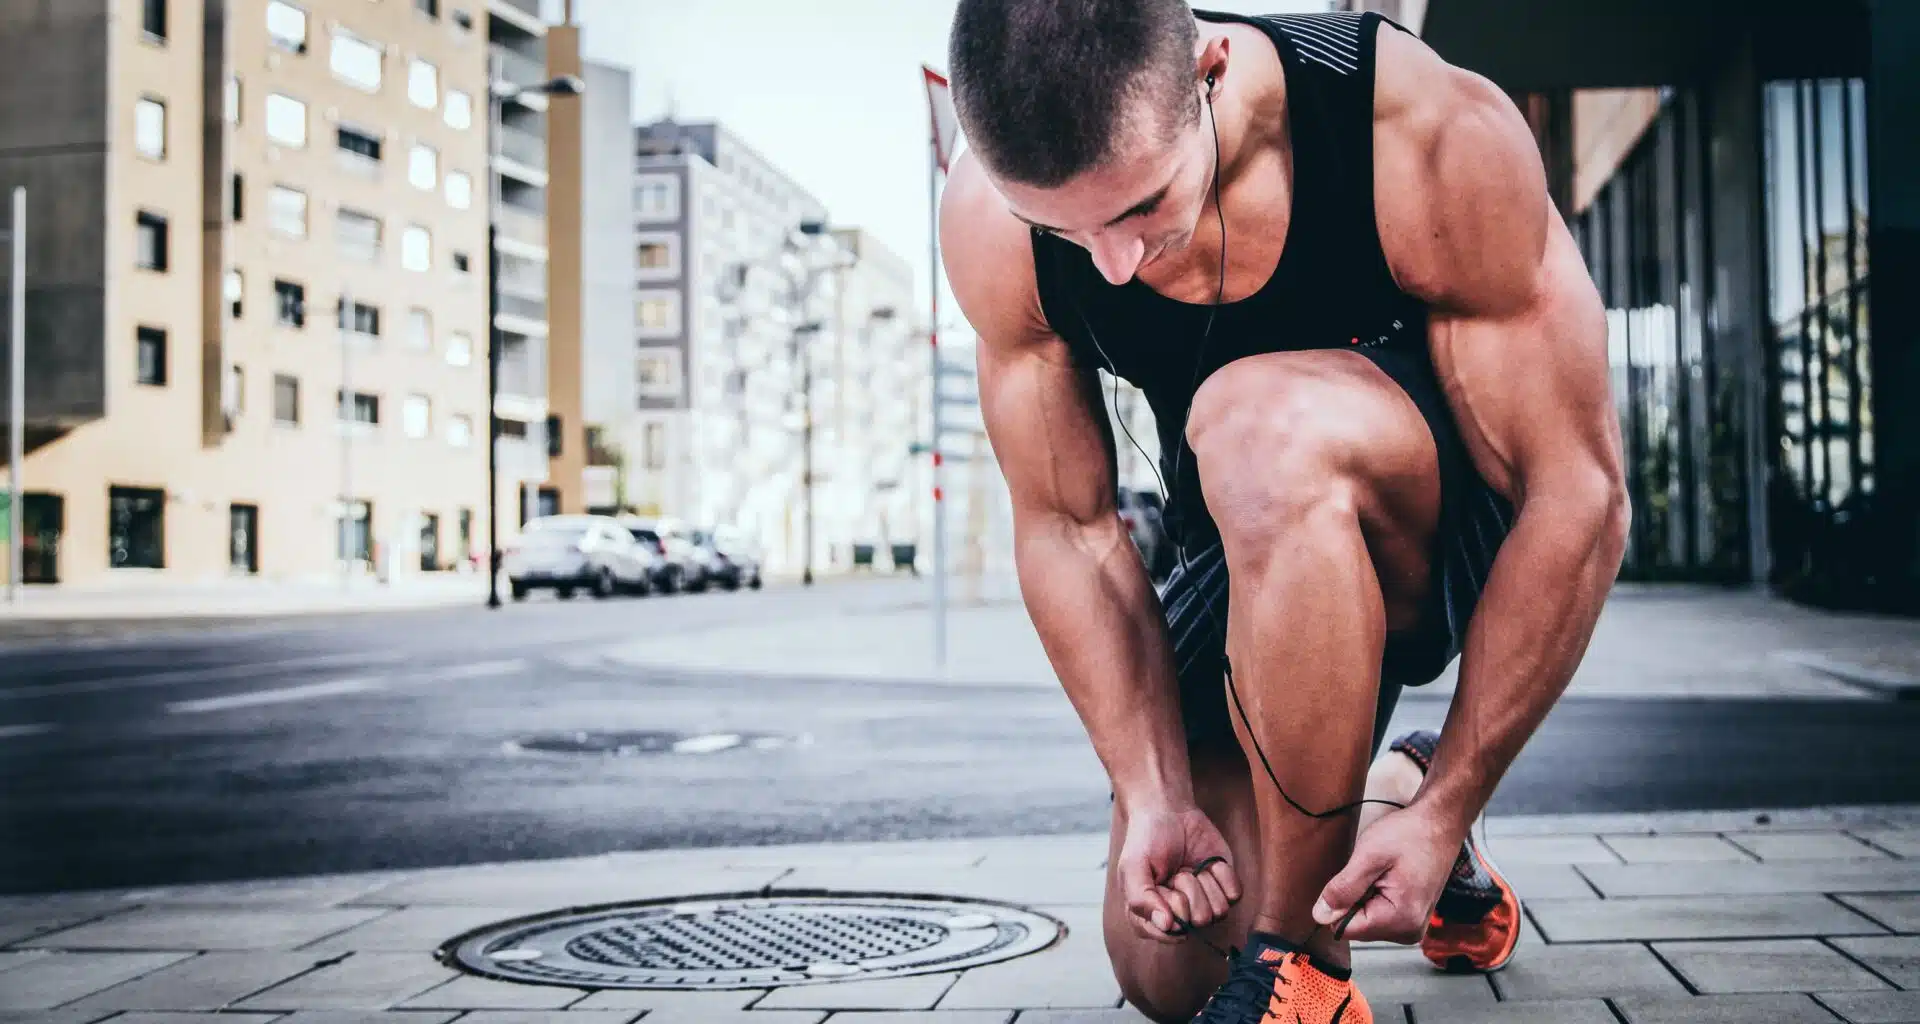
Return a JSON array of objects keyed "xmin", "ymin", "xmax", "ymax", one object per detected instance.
[
  {"xmin": 498, "ymin": 293, "xmax": 546, "ymax": 322},
  {"xmin": 493, "ymin": 202, "xmax": 545, "ymax": 250},
  {"xmin": 488, "ymin": 0, "xmax": 546, "ymax": 39},
  {"xmin": 496, "ymin": 124, "xmax": 546, "ymax": 171},
  {"xmin": 491, "ymin": 45, "xmax": 546, "ymax": 93}
]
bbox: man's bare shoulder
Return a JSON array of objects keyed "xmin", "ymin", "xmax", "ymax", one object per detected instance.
[
  {"xmin": 940, "ymin": 151, "xmax": 1055, "ymax": 352},
  {"xmin": 1370, "ymin": 26, "xmax": 1550, "ymax": 315}
]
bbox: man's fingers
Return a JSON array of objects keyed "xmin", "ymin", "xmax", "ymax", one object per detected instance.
[
  {"xmin": 1160, "ymin": 885, "xmax": 1196, "ymax": 935},
  {"xmin": 1188, "ymin": 866, "xmax": 1231, "ymax": 922},
  {"xmin": 1128, "ymin": 888, "xmax": 1182, "ymax": 944},
  {"xmin": 1331, "ymin": 893, "xmax": 1423, "ymax": 945},
  {"xmin": 1167, "ymin": 872, "xmax": 1213, "ymax": 928},
  {"xmin": 1203, "ymin": 858, "xmax": 1243, "ymax": 905},
  {"xmin": 1313, "ymin": 845, "xmax": 1391, "ymax": 926}
]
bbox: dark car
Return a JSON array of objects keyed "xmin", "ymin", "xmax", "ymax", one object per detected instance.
[
  {"xmin": 693, "ymin": 527, "xmax": 763, "ymax": 591},
  {"xmin": 620, "ymin": 517, "xmax": 700, "ymax": 593}
]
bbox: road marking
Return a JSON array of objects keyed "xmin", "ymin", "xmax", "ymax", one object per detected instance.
[
  {"xmin": 167, "ymin": 677, "xmax": 386, "ymax": 714},
  {"xmin": 0, "ymin": 651, "xmax": 410, "ymax": 702},
  {"xmin": 0, "ymin": 723, "xmax": 55, "ymax": 739},
  {"xmin": 416, "ymin": 659, "xmax": 527, "ymax": 683},
  {"xmin": 673, "ymin": 733, "xmax": 744, "ymax": 755}
]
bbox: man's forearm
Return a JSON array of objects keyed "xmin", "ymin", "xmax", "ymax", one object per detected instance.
[
  {"xmin": 1414, "ymin": 487, "xmax": 1629, "ymax": 834},
  {"xmin": 1016, "ymin": 518, "xmax": 1194, "ymax": 810}
]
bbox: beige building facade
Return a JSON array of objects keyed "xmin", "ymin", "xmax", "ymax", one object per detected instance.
[{"xmin": 0, "ymin": 0, "xmax": 493, "ymax": 586}]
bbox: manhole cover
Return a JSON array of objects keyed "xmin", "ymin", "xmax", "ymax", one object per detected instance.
[
  {"xmin": 504, "ymin": 731, "xmax": 798, "ymax": 756},
  {"xmin": 438, "ymin": 893, "xmax": 1063, "ymax": 989}
]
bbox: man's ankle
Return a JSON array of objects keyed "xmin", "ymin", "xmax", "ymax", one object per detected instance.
[{"xmin": 1249, "ymin": 916, "xmax": 1352, "ymax": 972}]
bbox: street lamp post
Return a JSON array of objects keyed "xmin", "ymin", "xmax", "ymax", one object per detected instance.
[{"xmin": 485, "ymin": 69, "xmax": 582, "ymax": 610}]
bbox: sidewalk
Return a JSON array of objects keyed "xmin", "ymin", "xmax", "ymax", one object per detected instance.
[
  {"xmin": 0, "ymin": 574, "xmax": 489, "ymax": 623},
  {"xmin": 603, "ymin": 583, "xmax": 1920, "ymax": 700},
  {"xmin": 3, "ymin": 806, "xmax": 1916, "ymax": 1023}
]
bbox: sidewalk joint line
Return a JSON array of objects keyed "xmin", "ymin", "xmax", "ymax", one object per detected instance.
[
  {"xmin": 1820, "ymin": 891, "xmax": 1896, "ymax": 933},
  {"xmin": 1819, "ymin": 932, "xmax": 1903, "ymax": 989},
  {"xmin": 1601, "ymin": 996, "xmax": 1633, "ymax": 1024},
  {"xmin": 1644, "ymin": 940, "xmax": 1702, "ymax": 997}
]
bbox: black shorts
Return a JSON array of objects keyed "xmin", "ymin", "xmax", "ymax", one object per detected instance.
[{"xmin": 1159, "ymin": 345, "xmax": 1516, "ymax": 752}]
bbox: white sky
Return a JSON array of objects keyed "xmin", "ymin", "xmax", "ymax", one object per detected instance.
[{"xmin": 558, "ymin": 0, "xmax": 1333, "ymax": 324}]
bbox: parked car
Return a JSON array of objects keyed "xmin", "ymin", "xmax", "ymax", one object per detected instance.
[
  {"xmin": 1118, "ymin": 488, "xmax": 1175, "ymax": 582},
  {"xmin": 504, "ymin": 515, "xmax": 657, "ymax": 600},
  {"xmin": 620, "ymin": 516, "xmax": 705, "ymax": 593},
  {"xmin": 694, "ymin": 526, "xmax": 764, "ymax": 591}
]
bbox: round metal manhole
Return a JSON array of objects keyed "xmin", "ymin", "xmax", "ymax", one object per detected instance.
[
  {"xmin": 438, "ymin": 893, "xmax": 1064, "ymax": 989},
  {"xmin": 503, "ymin": 730, "xmax": 800, "ymax": 757}
]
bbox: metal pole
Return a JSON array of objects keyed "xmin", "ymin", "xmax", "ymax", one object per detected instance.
[
  {"xmin": 928, "ymin": 142, "xmax": 946, "ymax": 666},
  {"xmin": 486, "ymin": 80, "xmax": 503, "ymax": 609},
  {"xmin": 8, "ymin": 187, "xmax": 23, "ymax": 603},
  {"xmin": 802, "ymin": 323, "xmax": 814, "ymax": 587},
  {"xmin": 340, "ymin": 283, "xmax": 352, "ymax": 590}
]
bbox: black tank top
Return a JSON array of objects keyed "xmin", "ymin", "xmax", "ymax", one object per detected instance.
[{"xmin": 1033, "ymin": 9, "xmax": 1425, "ymax": 549}]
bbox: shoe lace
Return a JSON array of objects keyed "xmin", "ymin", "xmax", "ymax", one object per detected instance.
[{"xmin": 1192, "ymin": 949, "xmax": 1293, "ymax": 1023}]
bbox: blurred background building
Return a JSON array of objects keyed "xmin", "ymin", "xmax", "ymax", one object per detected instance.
[{"xmin": 1343, "ymin": 0, "xmax": 1917, "ymax": 613}]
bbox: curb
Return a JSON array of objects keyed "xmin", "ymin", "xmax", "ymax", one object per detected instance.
[{"xmin": 1776, "ymin": 650, "xmax": 1920, "ymax": 700}]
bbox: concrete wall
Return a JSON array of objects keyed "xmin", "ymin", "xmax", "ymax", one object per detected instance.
[
  {"xmin": 0, "ymin": 0, "xmax": 111, "ymax": 432},
  {"xmin": 579, "ymin": 59, "xmax": 632, "ymax": 430},
  {"xmin": 543, "ymin": 22, "xmax": 583, "ymax": 514}
]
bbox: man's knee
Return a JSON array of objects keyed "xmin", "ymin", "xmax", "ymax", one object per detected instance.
[{"xmin": 1185, "ymin": 356, "xmax": 1367, "ymax": 556}]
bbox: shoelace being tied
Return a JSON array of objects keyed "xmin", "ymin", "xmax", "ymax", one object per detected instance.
[{"xmin": 1193, "ymin": 950, "xmax": 1293, "ymax": 1023}]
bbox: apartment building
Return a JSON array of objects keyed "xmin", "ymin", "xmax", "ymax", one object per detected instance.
[
  {"xmin": 625, "ymin": 118, "xmax": 832, "ymax": 572},
  {"xmin": 0, "ymin": 0, "xmax": 492, "ymax": 586}
]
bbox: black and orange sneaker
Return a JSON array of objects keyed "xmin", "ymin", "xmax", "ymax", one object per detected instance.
[
  {"xmin": 1192, "ymin": 933, "xmax": 1372, "ymax": 1024},
  {"xmin": 1388, "ymin": 730, "xmax": 1524, "ymax": 974}
]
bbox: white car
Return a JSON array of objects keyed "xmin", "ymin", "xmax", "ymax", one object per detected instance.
[{"xmin": 504, "ymin": 515, "xmax": 658, "ymax": 600}]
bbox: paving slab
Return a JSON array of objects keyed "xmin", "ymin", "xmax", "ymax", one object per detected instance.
[
  {"xmin": 757, "ymin": 974, "xmax": 960, "ymax": 1011},
  {"xmin": 814, "ymin": 1006, "xmax": 1013, "ymax": 1014},
  {"xmin": 396, "ymin": 976, "xmax": 589, "ymax": 1011},
  {"xmin": 1580, "ymin": 860, "xmax": 1920, "ymax": 898},
  {"xmin": 447, "ymin": 1013, "xmax": 640, "ymax": 1024},
  {"xmin": 1488, "ymin": 942, "xmax": 1688, "ymax": 1000},
  {"xmin": 1818, "ymin": 990, "xmax": 1920, "ymax": 1023},
  {"xmin": 1005, "ymin": 1013, "xmax": 1144, "ymax": 1024},
  {"xmin": 22, "ymin": 907, "xmax": 386, "ymax": 951},
  {"xmin": 1497, "ymin": 863, "xmax": 1598, "ymax": 900},
  {"xmin": 1405, "ymin": 998, "xmax": 1617, "ymax": 1024},
  {"xmin": 773, "ymin": 868, "xmax": 1104, "ymax": 907},
  {"xmin": 63, "ymin": 952, "xmax": 322, "ymax": 1012},
  {"xmin": 1731, "ymin": 833, "xmax": 1893, "ymax": 862},
  {"xmin": 1348, "ymin": 948, "xmax": 1495, "ymax": 1006},
  {"xmin": 1475, "ymin": 835, "xmax": 1621, "ymax": 865},
  {"xmin": 569, "ymin": 989, "xmax": 763, "ymax": 1012},
  {"xmin": 271, "ymin": 1014, "xmax": 462, "ymax": 1024},
  {"xmin": 96, "ymin": 1013, "xmax": 283, "ymax": 1024},
  {"xmin": 299, "ymin": 906, "xmax": 551, "ymax": 953},
  {"xmin": 1655, "ymin": 939, "xmax": 1895, "ymax": 994},
  {"xmin": 0, "ymin": 903, "xmax": 144, "ymax": 949},
  {"xmin": 937, "ymin": 909, "xmax": 1117, "ymax": 1010},
  {"xmin": 1530, "ymin": 894, "xmax": 1886, "ymax": 942},
  {"xmin": 232, "ymin": 952, "xmax": 461, "ymax": 1011},
  {"xmin": 1854, "ymin": 830, "xmax": 1920, "ymax": 859},
  {"xmin": 1830, "ymin": 936, "xmax": 1920, "ymax": 988},
  {"xmin": 1838, "ymin": 894, "xmax": 1920, "ymax": 934},
  {"xmin": 0, "ymin": 1011, "xmax": 122, "ymax": 1024},
  {"xmin": 0, "ymin": 952, "xmax": 196, "ymax": 1011},
  {"xmin": 1613, "ymin": 993, "xmax": 1844, "ymax": 1023},
  {"xmin": 0, "ymin": 952, "xmax": 50, "ymax": 974},
  {"xmin": 632, "ymin": 1012, "xmax": 825, "ymax": 1024},
  {"xmin": 354, "ymin": 865, "xmax": 789, "ymax": 908},
  {"xmin": 131, "ymin": 876, "xmax": 399, "ymax": 907},
  {"xmin": 1602, "ymin": 834, "xmax": 1755, "ymax": 863}
]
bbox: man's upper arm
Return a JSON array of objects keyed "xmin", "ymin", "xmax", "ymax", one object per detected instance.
[
  {"xmin": 940, "ymin": 152, "xmax": 1118, "ymax": 529},
  {"xmin": 1374, "ymin": 30, "xmax": 1625, "ymax": 510}
]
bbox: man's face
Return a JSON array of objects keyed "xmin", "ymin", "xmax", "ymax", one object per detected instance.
[{"xmin": 994, "ymin": 99, "xmax": 1214, "ymax": 287}]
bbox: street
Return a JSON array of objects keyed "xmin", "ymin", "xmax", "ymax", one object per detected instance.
[{"xmin": 4, "ymin": 579, "xmax": 1920, "ymax": 896}]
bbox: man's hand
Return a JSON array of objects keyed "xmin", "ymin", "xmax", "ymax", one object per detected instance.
[
  {"xmin": 1311, "ymin": 804, "xmax": 1459, "ymax": 944},
  {"xmin": 1115, "ymin": 805, "xmax": 1242, "ymax": 944}
]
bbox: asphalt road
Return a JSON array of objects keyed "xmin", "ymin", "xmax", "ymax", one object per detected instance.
[{"xmin": 4, "ymin": 579, "xmax": 1919, "ymax": 895}]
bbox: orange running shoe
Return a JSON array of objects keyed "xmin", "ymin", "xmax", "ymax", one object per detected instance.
[
  {"xmin": 1191, "ymin": 933, "xmax": 1372, "ymax": 1024},
  {"xmin": 1389, "ymin": 730, "xmax": 1524, "ymax": 974}
]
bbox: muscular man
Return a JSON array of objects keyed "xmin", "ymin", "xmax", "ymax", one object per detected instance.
[{"xmin": 939, "ymin": 4, "xmax": 1628, "ymax": 1022}]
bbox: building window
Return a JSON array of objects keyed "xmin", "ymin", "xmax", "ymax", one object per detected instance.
[
  {"xmin": 457, "ymin": 508, "xmax": 474, "ymax": 564},
  {"xmin": 226, "ymin": 75, "xmax": 241, "ymax": 124},
  {"xmin": 452, "ymin": 251, "xmax": 471, "ymax": 274},
  {"xmin": 135, "ymin": 211, "xmax": 168, "ymax": 271},
  {"xmin": 415, "ymin": 0, "xmax": 441, "ymax": 18},
  {"xmin": 135, "ymin": 97, "xmax": 167, "ymax": 159},
  {"xmin": 336, "ymin": 124, "xmax": 381, "ymax": 164},
  {"xmin": 274, "ymin": 279, "xmax": 306, "ymax": 327},
  {"xmin": 225, "ymin": 365, "xmax": 245, "ymax": 417},
  {"xmin": 273, "ymin": 374, "xmax": 300, "ymax": 424},
  {"xmin": 643, "ymin": 422, "xmax": 666, "ymax": 470},
  {"xmin": 338, "ymin": 389, "xmax": 380, "ymax": 425},
  {"xmin": 407, "ymin": 307, "xmax": 432, "ymax": 349},
  {"xmin": 336, "ymin": 208, "xmax": 381, "ymax": 262},
  {"xmin": 452, "ymin": 9, "xmax": 473, "ymax": 32},
  {"xmin": 635, "ymin": 294, "xmax": 678, "ymax": 333},
  {"xmin": 337, "ymin": 499, "xmax": 372, "ymax": 562},
  {"xmin": 230, "ymin": 173, "xmax": 244, "ymax": 222},
  {"xmin": 446, "ymin": 331, "xmax": 473, "ymax": 366},
  {"xmin": 268, "ymin": 185, "xmax": 307, "ymax": 238},
  {"xmin": 408, "ymin": 143, "xmax": 437, "ymax": 190},
  {"xmin": 266, "ymin": 1, "xmax": 308, "ymax": 53},
  {"xmin": 403, "ymin": 394, "xmax": 432, "ymax": 439},
  {"xmin": 637, "ymin": 350, "xmax": 681, "ymax": 398},
  {"xmin": 329, "ymin": 28, "xmax": 383, "ymax": 92},
  {"xmin": 265, "ymin": 92, "xmax": 307, "ymax": 148},
  {"xmin": 445, "ymin": 170, "xmax": 472, "ymax": 210},
  {"xmin": 142, "ymin": 0, "xmax": 167, "ymax": 40},
  {"xmin": 338, "ymin": 299, "xmax": 380, "ymax": 338},
  {"xmin": 637, "ymin": 241, "xmax": 672, "ymax": 270},
  {"xmin": 636, "ymin": 177, "xmax": 679, "ymax": 220},
  {"xmin": 225, "ymin": 269, "xmax": 244, "ymax": 319},
  {"xmin": 499, "ymin": 419, "xmax": 528, "ymax": 440},
  {"xmin": 136, "ymin": 326, "xmax": 167, "ymax": 386},
  {"xmin": 448, "ymin": 414, "xmax": 473, "ymax": 447},
  {"xmin": 108, "ymin": 486, "xmax": 166, "ymax": 570},
  {"xmin": 407, "ymin": 58, "xmax": 438, "ymax": 109},
  {"xmin": 444, "ymin": 89, "xmax": 472, "ymax": 130},
  {"xmin": 402, "ymin": 225, "xmax": 431, "ymax": 272}
]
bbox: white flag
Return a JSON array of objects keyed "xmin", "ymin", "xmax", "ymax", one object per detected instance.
[{"xmin": 923, "ymin": 66, "xmax": 961, "ymax": 172}]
